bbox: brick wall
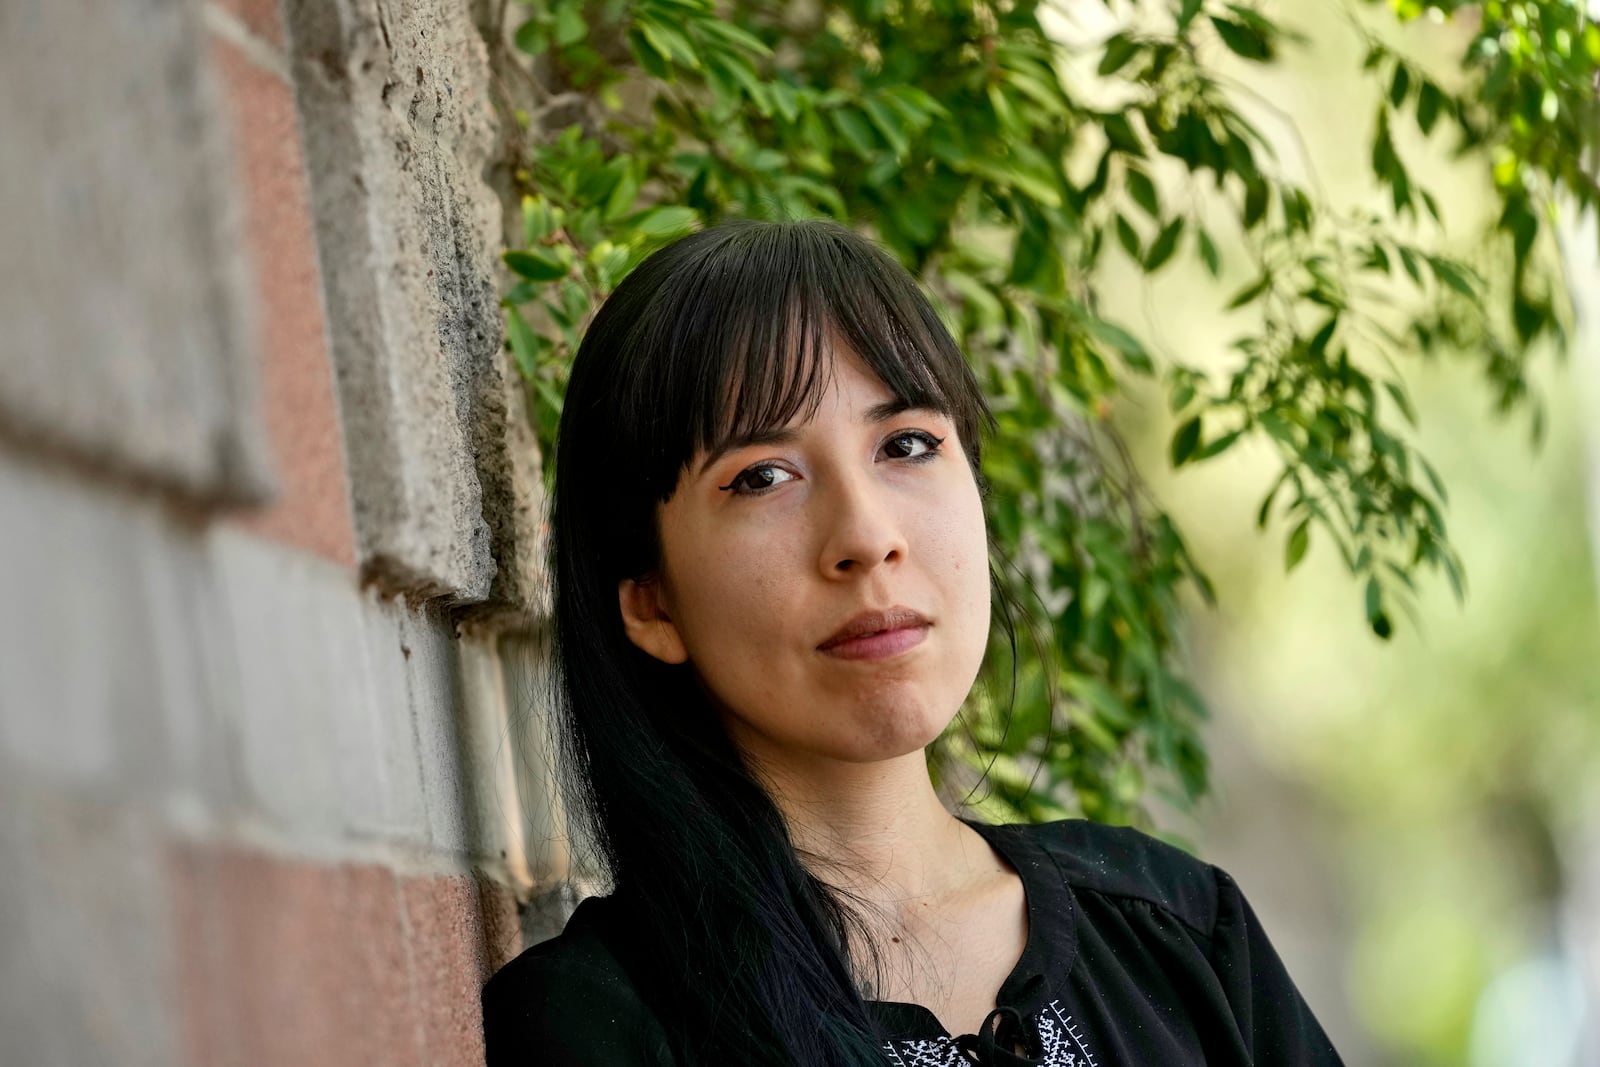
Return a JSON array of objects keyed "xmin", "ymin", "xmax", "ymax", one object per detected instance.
[{"xmin": 0, "ymin": 1, "xmax": 560, "ymax": 1063}]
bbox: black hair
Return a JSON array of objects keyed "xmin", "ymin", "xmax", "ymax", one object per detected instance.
[{"xmin": 547, "ymin": 218, "xmax": 1004, "ymax": 1064}]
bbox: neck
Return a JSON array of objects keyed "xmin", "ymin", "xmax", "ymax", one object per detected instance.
[{"xmin": 747, "ymin": 746, "xmax": 995, "ymax": 908}]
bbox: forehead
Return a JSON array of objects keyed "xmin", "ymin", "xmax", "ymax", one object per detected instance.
[{"xmin": 796, "ymin": 349, "xmax": 898, "ymax": 416}]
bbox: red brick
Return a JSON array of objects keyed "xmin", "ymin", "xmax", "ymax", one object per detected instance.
[
  {"xmin": 477, "ymin": 875, "xmax": 525, "ymax": 974},
  {"xmin": 208, "ymin": 36, "xmax": 357, "ymax": 569},
  {"xmin": 401, "ymin": 875, "xmax": 498, "ymax": 1067},
  {"xmin": 167, "ymin": 841, "xmax": 233, "ymax": 1067},
  {"xmin": 167, "ymin": 843, "xmax": 428, "ymax": 1067}
]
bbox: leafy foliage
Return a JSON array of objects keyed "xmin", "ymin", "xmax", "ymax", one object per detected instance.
[{"xmin": 494, "ymin": 0, "xmax": 1598, "ymax": 825}]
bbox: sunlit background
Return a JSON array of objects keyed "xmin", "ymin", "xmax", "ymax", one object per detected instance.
[{"xmin": 1047, "ymin": 2, "xmax": 1600, "ymax": 1063}]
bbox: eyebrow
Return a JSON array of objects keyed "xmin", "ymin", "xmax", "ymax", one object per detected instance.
[{"xmin": 694, "ymin": 398, "xmax": 937, "ymax": 477}]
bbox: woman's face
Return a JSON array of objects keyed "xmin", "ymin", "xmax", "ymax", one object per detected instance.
[{"xmin": 617, "ymin": 347, "xmax": 991, "ymax": 768}]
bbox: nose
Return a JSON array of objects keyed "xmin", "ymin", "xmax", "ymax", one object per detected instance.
[{"xmin": 817, "ymin": 468, "xmax": 908, "ymax": 577}]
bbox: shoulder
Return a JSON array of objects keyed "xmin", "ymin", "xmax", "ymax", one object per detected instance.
[
  {"xmin": 998, "ymin": 817, "xmax": 1220, "ymax": 936},
  {"xmin": 482, "ymin": 894, "xmax": 635, "ymax": 1013},
  {"xmin": 482, "ymin": 895, "xmax": 675, "ymax": 1065}
]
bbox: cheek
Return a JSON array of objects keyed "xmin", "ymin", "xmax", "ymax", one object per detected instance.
[
  {"xmin": 900, "ymin": 475, "xmax": 991, "ymax": 703},
  {"xmin": 925, "ymin": 473, "xmax": 990, "ymax": 604},
  {"xmin": 663, "ymin": 518, "xmax": 797, "ymax": 677},
  {"xmin": 950, "ymin": 487, "xmax": 993, "ymax": 652}
]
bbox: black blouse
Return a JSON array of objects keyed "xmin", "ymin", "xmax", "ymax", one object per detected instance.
[{"xmin": 482, "ymin": 817, "xmax": 1346, "ymax": 1065}]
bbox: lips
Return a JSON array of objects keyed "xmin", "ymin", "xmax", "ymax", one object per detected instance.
[{"xmin": 817, "ymin": 606, "xmax": 931, "ymax": 657}]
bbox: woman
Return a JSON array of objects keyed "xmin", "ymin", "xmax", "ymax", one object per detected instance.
[{"xmin": 481, "ymin": 218, "xmax": 1343, "ymax": 1066}]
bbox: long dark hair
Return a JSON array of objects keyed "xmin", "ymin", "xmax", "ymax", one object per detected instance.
[{"xmin": 548, "ymin": 218, "xmax": 1002, "ymax": 1064}]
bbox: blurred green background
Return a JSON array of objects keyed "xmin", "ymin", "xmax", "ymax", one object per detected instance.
[{"xmin": 1081, "ymin": 3, "xmax": 1600, "ymax": 1062}]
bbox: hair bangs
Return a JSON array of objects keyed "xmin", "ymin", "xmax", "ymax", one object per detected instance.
[{"xmin": 626, "ymin": 219, "xmax": 989, "ymax": 501}]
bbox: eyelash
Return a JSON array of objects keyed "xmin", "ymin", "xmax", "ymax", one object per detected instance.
[{"xmin": 717, "ymin": 430, "xmax": 947, "ymax": 496}]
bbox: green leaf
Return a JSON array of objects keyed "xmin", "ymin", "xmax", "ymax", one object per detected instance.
[
  {"xmin": 1006, "ymin": 69, "xmax": 1069, "ymax": 116},
  {"xmin": 1126, "ymin": 168, "xmax": 1160, "ymax": 217},
  {"xmin": 1258, "ymin": 410, "xmax": 1297, "ymax": 446},
  {"xmin": 1389, "ymin": 159, "xmax": 1412, "ymax": 215},
  {"xmin": 628, "ymin": 205, "xmax": 699, "ymax": 240},
  {"xmin": 696, "ymin": 19, "xmax": 772, "ymax": 56},
  {"xmin": 1114, "ymin": 213, "xmax": 1142, "ymax": 259},
  {"xmin": 1364, "ymin": 577, "xmax": 1392, "ymax": 639},
  {"xmin": 1416, "ymin": 82, "xmax": 1442, "ymax": 134},
  {"xmin": 603, "ymin": 163, "xmax": 641, "ymax": 221},
  {"xmin": 1102, "ymin": 112, "xmax": 1144, "ymax": 155},
  {"xmin": 716, "ymin": 56, "xmax": 771, "ymax": 114},
  {"xmin": 1178, "ymin": 0, "xmax": 1205, "ymax": 32},
  {"xmin": 1384, "ymin": 380, "xmax": 1418, "ymax": 427},
  {"xmin": 553, "ymin": 0, "xmax": 588, "ymax": 47},
  {"xmin": 1285, "ymin": 518, "xmax": 1310, "ymax": 572},
  {"xmin": 1008, "ymin": 219, "xmax": 1051, "ymax": 287},
  {"xmin": 1209, "ymin": 16, "xmax": 1272, "ymax": 61},
  {"xmin": 969, "ymin": 154, "xmax": 1062, "ymax": 207},
  {"xmin": 1243, "ymin": 178, "xmax": 1268, "ymax": 229},
  {"xmin": 1256, "ymin": 474, "xmax": 1286, "ymax": 528},
  {"xmin": 1169, "ymin": 376, "xmax": 1197, "ymax": 413},
  {"xmin": 1307, "ymin": 316, "xmax": 1337, "ymax": 358},
  {"xmin": 1398, "ymin": 246, "xmax": 1422, "ymax": 284},
  {"xmin": 636, "ymin": 16, "xmax": 700, "ymax": 70},
  {"xmin": 1281, "ymin": 187, "xmax": 1312, "ymax": 232},
  {"xmin": 503, "ymin": 280, "xmax": 538, "ymax": 305},
  {"xmin": 628, "ymin": 25, "xmax": 674, "ymax": 79},
  {"xmin": 1193, "ymin": 427, "xmax": 1242, "ymax": 461},
  {"xmin": 1388, "ymin": 64, "xmax": 1410, "ymax": 108},
  {"xmin": 988, "ymin": 84, "xmax": 1020, "ymax": 132},
  {"xmin": 945, "ymin": 269, "xmax": 1005, "ymax": 328},
  {"xmin": 1087, "ymin": 316, "xmax": 1155, "ymax": 373},
  {"xmin": 888, "ymin": 85, "xmax": 949, "ymax": 122},
  {"xmin": 1144, "ymin": 218, "xmax": 1185, "ymax": 272},
  {"xmin": 513, "ymin": 19, "xmax": 550, "ymax": 56},
  {"xmin": 1427, "ymin": 256, "xmax": 1477, "ymax": 297},
  {"xmin": 1505, "ymin": 197, "xmax": 1539, "ymax": 269},
  {"xmin": 505, "ymin": 305, "xmax": 545, "ymax": 378},
  {"xmin": 1421, "ymin": 456, "xmax": 1449, "ymax": 504},
  {"xmin": 1513, "ymin": 294, "xmax": 1547, "ymax": 344},
  {"xmin": 1371, "ymin": 108, "xmax": 1396, "ymax": 179},
  {"xmin": 1225, "ymin": 275, "xmax": 1269, "ymax": 308},
  {"xmin": 830, "ymin": 107, "xmax": 877, "ymax": 160},
  {"xmin": 505, "ymin": 247, "xmax": 569, "ymax": 281},
  {"xmin": 862, "ymin": 94, "xmax": 911, "ymax": 158},
  {"xmin": 1197, "ymin": 228, "xmax": 1221, "ymax": 276},
  {"xmin": 532, "ymin": 374, "xmax": 566, "ymax": 428},
  {"xmin": 1170, "ymin": 416, "xmax": 1203, "ymax": 466},
  {"xmin": 521, "ymin": 195, "xmax": 554, "ymax": 245},
  {"xmin": 1099, "ymin": 34, "xmax": 1141, "ymax": 76},
  {"xmin": 768, "ymin": 80, "xmax": 801, "ymax": 124},
  {"xmin": 1420, "ymin": 190, "xmax": 1441, "ymax": 223}
]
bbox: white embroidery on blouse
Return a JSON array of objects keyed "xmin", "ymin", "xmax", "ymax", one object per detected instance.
[
  {"xmin": 1035, "ymin": 1000, "xmax": 1098, "ymax": 1066},
  {"xmin": 879, "ymin": 1000, "xmax": 1099, "ymax": 1066}
]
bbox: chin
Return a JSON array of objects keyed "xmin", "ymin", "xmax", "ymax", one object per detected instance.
[{"xmin": 836, "ymin": 697, "xmax": 956, "ymax": 763}]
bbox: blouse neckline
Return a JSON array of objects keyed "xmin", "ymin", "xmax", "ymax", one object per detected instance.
[{"xmin": 864, "ymin": 818, "xmax": 1079, "ymax": 1041}]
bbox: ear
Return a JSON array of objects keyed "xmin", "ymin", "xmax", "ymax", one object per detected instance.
[{"xmin": 617, "ymin": 576, "xmax": 689, "ymax": 665}]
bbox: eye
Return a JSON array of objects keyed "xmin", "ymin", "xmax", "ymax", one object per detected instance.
[
  {"xmin": 881, "ymin": 430, "xmax": 945, "ymax": 461},
  {"xmin": 717, "ymin": 464, "xmax": 797, "ymax": 495}
]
